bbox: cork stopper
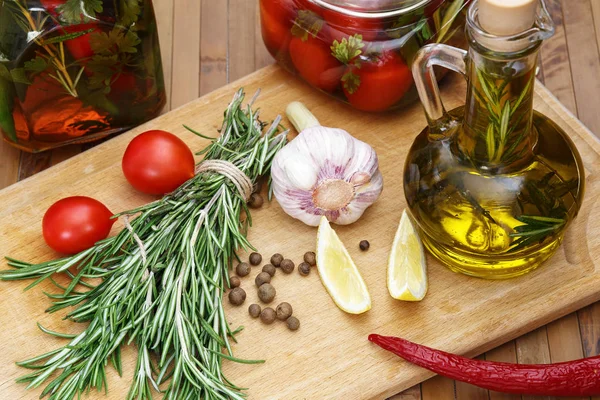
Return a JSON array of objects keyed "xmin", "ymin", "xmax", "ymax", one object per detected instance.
[{"xmin": 478, "ymin": 0, "xmax": 538, "ymax": 36}]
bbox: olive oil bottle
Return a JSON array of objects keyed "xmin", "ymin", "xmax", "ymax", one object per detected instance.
[{"xmin": 403, "ymin": 0, "xmax": 585, "ymax": 278}]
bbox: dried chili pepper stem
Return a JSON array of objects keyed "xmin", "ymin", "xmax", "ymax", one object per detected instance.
[{"xmin": 369, "ymin": 334, "xmax": 600, "ymax": 397}]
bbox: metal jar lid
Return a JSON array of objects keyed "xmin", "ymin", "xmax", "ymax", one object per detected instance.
[{"xmin": 310, "ymin": 0, "xmax": 433, "ymax": 18}]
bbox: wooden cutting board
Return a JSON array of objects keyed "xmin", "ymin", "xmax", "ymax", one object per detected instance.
[{"xmin": 1, "ymin": 65, "xmax": 600, "ymax": 400}]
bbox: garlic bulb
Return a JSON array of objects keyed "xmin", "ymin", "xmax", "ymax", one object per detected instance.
[{"xmin": 271, "ymin": 102, "xmax": 383, "ymax": 226}]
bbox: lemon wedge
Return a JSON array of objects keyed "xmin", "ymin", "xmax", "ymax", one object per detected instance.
[
  {"xmin": 387, "ymin": 210, "xmax": 428, "ymax": 301},
  {"xmin": 316, "ymin": 216, "xmax": 371, "ymax": 314}
]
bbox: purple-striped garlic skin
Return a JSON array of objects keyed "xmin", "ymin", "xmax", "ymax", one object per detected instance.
[{"xmin": 271, "ymin": 126, "xmax": 383, "ymax": 226}]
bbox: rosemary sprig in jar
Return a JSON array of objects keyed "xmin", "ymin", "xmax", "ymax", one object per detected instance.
[
  {"xmin": 0, "ymin": 88, "xmax": 288, "ymax": 400},
  {"xmin": 471, "ymin": 65, "xmax": 534, "ymax": 164},
  {"xmin": 4, "ymin": 0, "xmax": 87, "ymax": 97}
]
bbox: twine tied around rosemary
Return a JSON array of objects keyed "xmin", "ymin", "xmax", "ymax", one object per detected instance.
[
  {"xmin": 122, "ymin": 160, "xmax": 253, "ymax": 269},
  {"xmin": 195, "ymin": 160, "xmax": 253, "ymax": 201}
]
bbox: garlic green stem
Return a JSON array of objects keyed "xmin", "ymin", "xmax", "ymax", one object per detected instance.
[{"xmin": 286, "ymin": 101, "xmax": 321, "ymax": 132}]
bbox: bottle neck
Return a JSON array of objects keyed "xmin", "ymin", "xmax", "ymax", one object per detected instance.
[{"xmin": 460, "ymin": 43, "xmax": 539, "ymax": 171}]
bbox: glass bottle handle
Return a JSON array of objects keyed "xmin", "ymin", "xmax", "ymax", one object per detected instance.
[{"xmin": 412, "ymin": 44, "xmax": 468, "ymax": 137}]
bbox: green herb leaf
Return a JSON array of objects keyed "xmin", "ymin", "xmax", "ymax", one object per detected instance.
[
  {"xmin": 509, "ymin": 214, "xmax": 565, "ymax": 252},
  {"xmin": 0, "ymin": 76, "xmax": 17, "ymax": 142},
  {"xmin": 119, "ymin": 0, "xmax": 141, "ymax": 27},
  {"xmin": 57, "ymin": 0, "xmax": 103, "ymax": 24},
  {"xmin": 435, "ymin": 0, "xmax": 464, "ymax": 44},
  {"xmin": 499, "ymin": 101, "xmax": 510, "ymax": 143},
  {"xmin": 24, "ymin": 57, "xmax": 47, "ymax": 74},
  {"xmin": 341, "ymin": 70, "xmax": 361, "ymax": 94},
  {"xmin": 0, "ymin": 63, "xmax": 11, "ymax": 81},
  {"xmin": 420, "ymin": 19, "xmax": 433, "ymax": 41},
  {"xmin": 291, "ymin": 10, "xmax": 323, "ymax": 41},
  {"xmin": 43, "ymin": 28, "xmax": 95, "ymax": 45},
  {"xmin": 485, "ymin": 124, "xmax": 496, "ymax": 160},
  {"xmin": 90, "ymin": 29, "xmax": 141, "ymax": 55},
  {"xmin": 331, "ymin": 34, "xmax": 364, "ymax": 65},
  {"xmin": 10, "ymin": 68, "xmax": 30, "ymax": 84}
]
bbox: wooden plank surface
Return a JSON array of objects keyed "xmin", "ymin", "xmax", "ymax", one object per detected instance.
[
  {"xmin": 1, "ymin": 65, "xmax": 600, "ymax": 400},
  {"xmin": 0, "ymin": 1, "xmax": 599, "ymax": 398}
]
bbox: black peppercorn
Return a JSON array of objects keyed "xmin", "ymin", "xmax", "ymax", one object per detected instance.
[
  {"xmin": 236, "ymin": 262, "xmax": 250, "ymax": 277},
  {"xmin": 229, "ymin": 276, "xmax": 241, "ymax": 289},
  {"xmin": 280, "ymin": 259, "xmax": 295, "ymax": 274},
  {"xmin": 298, "ymin": 262, "xmax": 311, "ymax": 276},
  {"xmin": 248, "ymin": 304, "xmax": 261, "ymax": 318},
  {"xmin": 228, "ymin": 287, "xmax": 246, "ymax": 306},
  {"xmin": 248, "ymin": 193, "xmax": 264, "ymax": 209},
  {"xmin": 359, "ymin": 240, "xmax": 370, "ymax": 251},
  {"xmin": 260, "ymin": 307, "xmax": 276, "ymax": 324},
  {"xmin": 262, "ymin": 264, "xmax": 276, "ymax": 277},
  {"xmin": 255, "ymin": 271, "xmax": 271, "ymax": 287},
  {"xmin": 276, "ymin": 302, "xmax": 293, "ymax": 321},
  {"xmin": 249, "ymin": 252, "xmax": 262, "ymax": 266},
  {"xmin": 270, "ymin": 253, "xmax": 284, "ymax": 267},
  {"xmin": 286, "ymin": 316, "xmax": 300, "ymax": 331},
  {"xmin": 303, "ymin": 251, "xmax": 316, "ymax": 266},
  {"xmin": 258, "ymin": 283, "xmax": 276, "ymax": 303}
]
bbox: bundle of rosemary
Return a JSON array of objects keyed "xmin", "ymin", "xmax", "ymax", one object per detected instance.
[{"xmin": 0, "ymin": 89, "xmax": 287, "ymax": 400}]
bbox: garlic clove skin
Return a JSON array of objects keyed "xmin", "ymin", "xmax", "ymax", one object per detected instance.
[{"xmin": 271, "ymin": 126, "xmax": 383, "ymax": 226}]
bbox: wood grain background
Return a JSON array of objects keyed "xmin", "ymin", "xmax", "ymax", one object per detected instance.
[{"xmin": 0, "ymin": 1, "xmax": 599, "ymax": 399}]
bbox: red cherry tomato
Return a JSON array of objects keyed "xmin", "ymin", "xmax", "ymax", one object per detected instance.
[
  {"xmin": 40, "ymin": 1, "xmax": 100, "ymax": 60},
  {"xmin": 343, "ymin": 51, "xmax": 413, "ymax": 112},
  {"xmin": 42, "ymin": 196, "xmax": 115, "ymax": 254},
  {"xmin": 110, "ymin": 72, "xmax": 137, "ymax": 94},
  {"xmin": 64, "ymin": 24, "xmax": 102, "ymax": 60},
  {"xmin": 40, "ymin": 0, "xmax": 63, "ymax": 16},
  {"xmin": 289, "ymin": 35, "xmax": 345, "ymax": 92},
  {"xmin": 323, "ymin": 9, "xmax": 383, "ymax": 42},
  {"xmin": 260, "ymin": 0, "xmax": 294, "ymax": 55},
  {"xmin": 122, "ymin": 130, "xmax": 195, "ymax": 195}
]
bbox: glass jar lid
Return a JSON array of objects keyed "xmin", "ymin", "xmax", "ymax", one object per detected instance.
[{"xmin": 312, "ymin": 0, "xmax": 432, "ymax": 17}]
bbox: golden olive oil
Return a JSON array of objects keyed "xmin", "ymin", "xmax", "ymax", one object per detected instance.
[
  {"xmin": 405, "ymin": 109, "xmax": 583, "ymax": 278},
  {"xmin": 404, "ymin": 3, "xmax": 584, "ymax": 278}
]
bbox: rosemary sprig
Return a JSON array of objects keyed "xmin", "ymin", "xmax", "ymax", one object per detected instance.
[
  {"xmin": 433, "ymin": 0, "xmax": 464, "ymax": 44},
  {"xmin": 5, "ymin": 0, "xmax": 84, "ymax": 97},
  {"xmin": 0, "ymin": 88, "xmax": 288, "ymax": 400},
  {"xmin": 473, "ymin": 66, "xmax": 534, "ymax": 164},
  {"xmin": 510, "ymin": 215, "xmax": 565, "ymax": 252}
]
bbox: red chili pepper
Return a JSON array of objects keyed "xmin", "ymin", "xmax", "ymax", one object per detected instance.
[{"xmin": 369, "ymin": 334, "xmax": 600, "ymax": 396}]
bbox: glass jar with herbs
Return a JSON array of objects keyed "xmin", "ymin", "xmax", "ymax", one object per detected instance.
[
  {"xmin": 0, "ymin": 0, "xmax": 165, "ymax": 152},
  {"xmin": 260, "ymin": 0, "xmax": 470, "ymax": 112}
]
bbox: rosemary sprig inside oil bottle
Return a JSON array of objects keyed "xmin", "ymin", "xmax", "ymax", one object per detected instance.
[
  {"xmin": 467, "ymin": 61, "xmax": 535, "ymax": 166},
  {"xmin": 467, "ymin": 63, "xmax": 535, "ymax": 165},
  {"xmin": 3, "ymin": 0, "xmax": 90, "ymax": 97},
  {"xmin": 0, "ymin": 89, "xmax": 288, "ymax": 400}
]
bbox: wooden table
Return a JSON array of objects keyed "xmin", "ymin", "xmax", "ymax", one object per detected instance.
[{"xmin": 1, "ymin": 1, "xmax": 599, "ymax": 399}]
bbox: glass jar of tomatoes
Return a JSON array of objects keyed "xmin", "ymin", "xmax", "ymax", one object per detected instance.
[
  {"xmin": 260, "ymin": 0, "xmax": 469, "ymax": 112},
  {"xmin": 0, "ymin": 0, "xmax": 165, "ymax": 152}
]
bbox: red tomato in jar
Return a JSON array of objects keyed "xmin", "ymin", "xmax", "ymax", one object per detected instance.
[
  {"xmin": 111, "ymin": 72, "xmax": 137, "ymax": 94},
  {"xmin": 42, "ymin": 196, "xmax": 115, "ymax": 254},
  {"xmin": 40, "ymin": 0, "xmax": 100, "ymax": 60},
  {"xmin": 40, "ymin": 0, "xmax": 62, "ymax": 16},
  {"xmin": 289, "ymin": 35, "xmax": 345, "ymax": 92},
  {"xmin": 64, "ymin": 24, "xmax": 102, "ymax": 60},
  {"xmin": 122, "ymin": 130, "xmax": 195, "ymax": 195},
  {"xmin": 323, "ymin": 9, "xmax": 383, "ymax": 42},
  {"xmin": 342, "ymin": 51, "xmax": 413, "ymax": 112},
  {"xmin": 260, "ymin": 0, "xmax": 294, "ymax": 55}
]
